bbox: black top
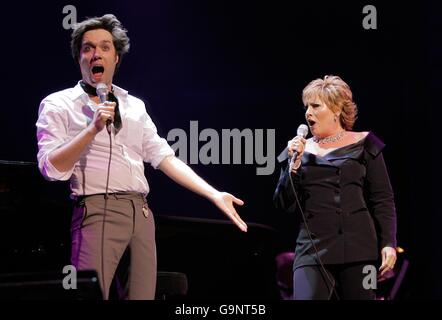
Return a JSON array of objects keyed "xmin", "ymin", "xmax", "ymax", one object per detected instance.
[{"xmin": 273, "ymin": 132, "xmax": 397, "ymax": 269}]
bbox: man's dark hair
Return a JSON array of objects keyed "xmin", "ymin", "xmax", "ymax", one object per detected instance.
[{"xmin": 71, "ymin": 14, "xmax": 130, "ymax": 69}]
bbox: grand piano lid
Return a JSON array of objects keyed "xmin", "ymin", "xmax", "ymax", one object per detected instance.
[
  {"xmin": 0, "ymin": 160, "xmax": 39, "ymax": 190},
  {"xmin": 0, "ymin": 160, "xmax": 36, "ymax": 166}
]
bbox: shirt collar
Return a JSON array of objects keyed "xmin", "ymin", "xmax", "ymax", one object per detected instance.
[{"xmin": 70, "ymin": 80, "xmax": 129, "ymax": 101}]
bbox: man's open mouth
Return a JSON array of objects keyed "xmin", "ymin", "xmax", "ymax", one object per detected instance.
[
  {"xmin": 307, "ymin": 119, "xmax": 316, "ymax": 127},
  {"xmin": 92, "ymin": 65, "xmax": 104, "ymax": 74}
]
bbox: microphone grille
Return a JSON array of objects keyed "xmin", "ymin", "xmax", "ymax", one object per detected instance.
[
  {"xmin": 297, "ymin": 124, "xmax": 309, "ymax": 138},
  {"xmin": 96, "ymin": 83, "xmax": 108, "ymax": 96}
]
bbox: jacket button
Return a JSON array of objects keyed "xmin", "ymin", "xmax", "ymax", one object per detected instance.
[
  {"xmin": 338, "ymin": 229, "xmax": 343, "ymax": 235},
  {"xmin": 336, "ymin": 208, "xmax": 342, "ymax": 214}
]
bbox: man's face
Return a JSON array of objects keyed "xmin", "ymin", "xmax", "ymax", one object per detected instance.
[{"xmin": 79, "ymin": 29, "xmax": 119, "ymax": 86}]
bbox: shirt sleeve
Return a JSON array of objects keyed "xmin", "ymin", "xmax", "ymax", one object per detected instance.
[
  {"xmin": 141, "ymin": 112, "xmax": 175, "ymax": 169},
  {"xmin": 36, "ymin": 100, "xmax": 75, "ymax": 181}
]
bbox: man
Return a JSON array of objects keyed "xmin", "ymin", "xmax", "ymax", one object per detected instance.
[{"xmin": 36, "ymin": 14, "xmax": 247, "ymax": 300}]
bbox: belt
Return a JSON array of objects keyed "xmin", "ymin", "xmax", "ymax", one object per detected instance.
[{"xmin": 74, "ymin": 191, "xmax": 145, "ymax": 204}]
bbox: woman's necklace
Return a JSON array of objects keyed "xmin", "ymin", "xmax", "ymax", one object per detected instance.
[{"xmin": 313, "ymin": 131, "xmax": 346, "ymax": 145}]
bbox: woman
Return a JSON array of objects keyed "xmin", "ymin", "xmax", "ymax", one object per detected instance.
[{"xmin": 273, "ymin": 75, "xmax": 397, "ymax": 300}]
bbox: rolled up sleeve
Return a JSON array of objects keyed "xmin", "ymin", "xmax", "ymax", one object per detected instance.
[
  {"xmin": 141, "ymin": 112, "xmax": 175, "ymax": 169},
  {"xmin": 36, "ymin": 100, "xmax": 74, "ymax": 181}
]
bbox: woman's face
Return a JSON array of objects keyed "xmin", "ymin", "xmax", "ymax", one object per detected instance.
[{"xmin": 304, "ymin": 96, "xmax": 343, "ymax": 138}]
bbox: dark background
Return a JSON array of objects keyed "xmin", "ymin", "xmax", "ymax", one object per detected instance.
[{"xmin": 0, "ymin": 0, "xmax": 438, "ymax": 299}]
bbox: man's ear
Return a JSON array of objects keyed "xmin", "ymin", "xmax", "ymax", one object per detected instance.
[{"xmin": 115, "ymin": 54, "xmax": 119, "ymax": 64}]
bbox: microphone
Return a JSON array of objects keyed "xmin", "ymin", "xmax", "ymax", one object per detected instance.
[
  {"xmin": 289, "ymin": 124, "xmax": 309, "ymax": 170},
  {"xmin": 96, "ymin": 82, "xmax": 112, "ymax": 134}
]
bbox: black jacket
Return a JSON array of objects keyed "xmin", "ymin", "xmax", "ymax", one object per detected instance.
[{"xmin": 273, "ymin": 132, "xmax": 397, "ymax": 269}]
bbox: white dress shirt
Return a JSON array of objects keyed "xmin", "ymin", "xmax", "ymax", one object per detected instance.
[{"xmin": 36, "ymin": 81, "xmax": 174, "ymax": 198}]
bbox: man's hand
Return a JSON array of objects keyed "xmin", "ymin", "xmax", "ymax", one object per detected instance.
[
  {"xmin": 210, "ymin": 191, "xmax": 247, "ymax": 232},
  {"xmin": 379, "ymin": 246, "xmax": 397, "ymax": 278},
  {"xmin": 158, "ymin": 156, "xmax": 248, "ymax": 232},
  {"xmin": 89, "ymin": 101, "xmax": 116, "ymax": 133},
  {"xmin": 47, "ymin": 102, "xmax": 116, "ymax": 173}
]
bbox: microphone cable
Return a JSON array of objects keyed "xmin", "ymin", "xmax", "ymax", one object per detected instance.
[
  {"xmin": 287, "ymin": 161, "xmax": 340, "ymax": 300},
  {"xmin": 96, "ymin": 83, "xmax": 113, "ymax": 299},
  {"xmin": 101, "ymin": 120, "xmax": 113, "ymax": 299}
]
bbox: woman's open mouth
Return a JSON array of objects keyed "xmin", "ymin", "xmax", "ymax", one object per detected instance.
[{"xmin": 307, "ymin": 119, "xmax": 316, "ymax": 128}]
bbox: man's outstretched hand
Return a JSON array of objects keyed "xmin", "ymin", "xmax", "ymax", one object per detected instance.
[
  {"xmin": 158, "ymin": 156, "xmax": 248, "ymax": 232},
  {"xmin": 211, "ymin": 191, "xmax": 247, "ymax": 232}
]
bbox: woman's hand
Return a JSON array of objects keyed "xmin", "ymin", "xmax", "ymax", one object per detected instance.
[
  {"xmin": 287, "ymin": 136, "xmax": 306, "ymax": 172},
  {"xmin": 379, "ymin": 246, "xmax": 397, "ymax": 277}
]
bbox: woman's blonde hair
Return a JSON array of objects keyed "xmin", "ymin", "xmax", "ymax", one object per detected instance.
[{"xmin": 302, "ymin": 75, "xmax": 358, "ymax": 130}]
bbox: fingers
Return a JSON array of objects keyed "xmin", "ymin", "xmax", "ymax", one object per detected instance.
[
  {"xmin": 379, "ymin": 260, "xmax": 394, "ymax": 277},
  {"xmin": 90, "ymin": 104, "xmax": 116, "ymax": 133},
  {"xmin": 97, "ymin": 103, "xmax": 116, "ymax": 114},
  {"xmin": 379, "ymin": 265, "xmax": 392, "ymax": 277},
  {"xmin": 379, "ymin": 262, "xmax": 389, "ymax": 276},
  {"xmin": 384, "ymin": 249, "xmax": 397, "ymax": 268},
  {"xmin": 97, "ymin": 110, "xmax": 114, "ymax": 124},
  {"xmin": 96, "ymin": 104, "xmax": 115, "ymax": 124},
  {"xmin": 219, "ymin": 193, "xmax": 247, "ymax": 232},
  {"xmin": 379, "ymin": 250, "xmax": 397, "ymax": 277},
  {"xmin": 232, "ymin": 195, "xmax": 244, "ymax": 206},
  {"xmin": 222, "ymin": 205, "xmax": 247, "ymax": 231},
  {"xmin": 228, "ymin": 208, "xmax": 248, "ymax": 232},
  {"xmin": 99, "ymin": 101, "xmax": 117, "ymax": 108},
  {"xmin": 229, "ymin": 196, "xmax": 247, "ymax": 231},
  {"xmin": 380, "ymin": 249, "xmax": 387, "ymax": 269},
  {"xmin": 287, "ymin": 137, "xmax": 307, "ymax": 156},
  {"xmin": 381, "ymin": 258, "xmax": 396, "ymax": 270}
]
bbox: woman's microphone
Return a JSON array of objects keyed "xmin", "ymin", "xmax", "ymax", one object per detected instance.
[{"xmin": 289, "ymin": 124, "xmax": 309, "ymax": 171}]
